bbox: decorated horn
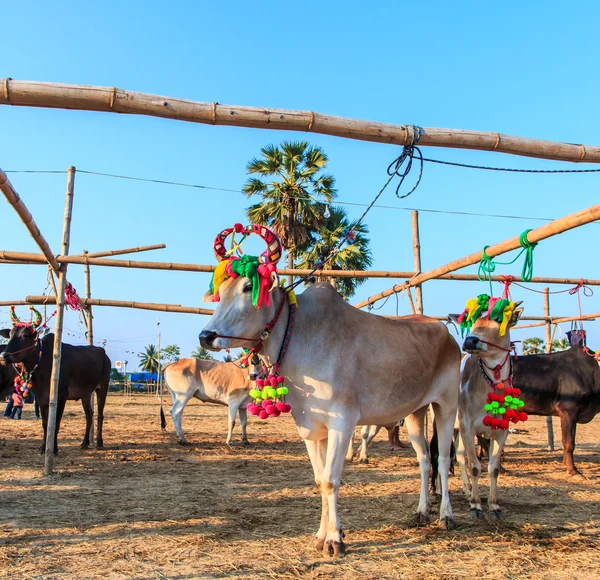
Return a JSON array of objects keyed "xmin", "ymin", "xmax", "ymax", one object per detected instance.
[
  {"xmin": 10, "ymin": 305, "xmax": 21, "ymax": 325},
  {"xmin": 213, "ymin": 223, "xmax": 282, "ymax": 265},
  {"xmin": 29, "ymin": 305, "xmax": 42, "ymax": 329}
]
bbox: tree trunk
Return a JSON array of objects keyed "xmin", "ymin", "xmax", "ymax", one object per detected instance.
[{"xmin": 287, "ymin": 250, "xmax": 294, "ymax": 286}]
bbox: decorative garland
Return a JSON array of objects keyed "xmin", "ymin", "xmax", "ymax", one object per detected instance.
[
  {"xmin": 9, "ymin": 305, "xmax": 44, "ymax": 397},
  {"xmin": 457, "ymin": 294, "xmax": 516, "ymax": 338}
]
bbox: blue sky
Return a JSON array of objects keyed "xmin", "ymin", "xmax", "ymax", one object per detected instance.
[{"xmin": 1, "ymin": 1, "xmax": 598, "ymax": 368}]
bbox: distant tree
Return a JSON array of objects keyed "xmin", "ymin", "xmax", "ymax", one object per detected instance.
[
  {"xmin": 191, "ymin": 346, "xmax": 214, "ymax": 360},
  {"xmin": 522, "ymin": 337, "xmax": 545, "ymax": 355},
  {"xmin": 243, "ymin": 141, "xmax": 337, "ymax": 271},
  {"xmin": 162, "ymin": 344, "xmax": 181, "ymax": 364},
  {"xmin": 139, "ymin": 344, "xmax": 160, "ymax": 373},
  {"xmin": 551, "ymin": 338, "xmax": 570, "ymax": 352},
  {"xmin": 223, "ymin": 354, "xmax": 233, "ymax": 363},
  {"xmin": 110, "ymin": 368, "xmax": 123, "ymax": 382}
]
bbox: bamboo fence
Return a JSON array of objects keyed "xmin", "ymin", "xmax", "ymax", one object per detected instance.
[
  {"xmin": 71, "ymin": 243, "xmax": 166, "ymax": 259},
  {"xmin": 2, "ymin": 79, "xmax": 600, "ymax": 162}
]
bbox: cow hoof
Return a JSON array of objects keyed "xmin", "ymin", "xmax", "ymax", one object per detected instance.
[
  {"xmin": 80, "ymin": 443, "xmax": 90, "ymax": 449},
  {"xmin": 469, "ymin": 508, "xmax": 485, "ymax": 520},
  {"xmin": 97, "ymin": 442, "xmax": 104, "ymax": 450},
  {"xmin": 324, "ymin": 540, "xmax": 346, "ymax": 558},
  {"xmin": 358, "ymin": 458, "xmax": 369, "ymax": 464},
  {"xmin": 315, "ymin": 538, "xmax": 325, "ymax": 552},
  {"xmin": 490, "ymin": 509, "xmax": 503, "ymax": 520},
  {"xmin": 443, "ymin": 517, "xmax": 456, "ymax": 530},
  {"xmin": 415, "ymin": 512, "xmax": 429, "ymax": 525},
  {"xmin": 242, "ymin": 440, "xmax": 250, "ymax": 446},
  {"xmin": 177, "ymin": 439, "xmax": 188, "ymax": 446}
]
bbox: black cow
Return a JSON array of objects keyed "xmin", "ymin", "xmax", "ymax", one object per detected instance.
[
  {"xmin": 514, "ymin": 344, "xmax": 600, "ymax": 475},
  {"xmin": 431, "ymin": 345, "xmax": 600, "ymax": 479},
  {"xmin": 0, "ymin": 345, "xmax": 16, "ymax": 401},
  {"xmin": 0, "ymin": 328, "xmax": 110, "ymax": 454}
]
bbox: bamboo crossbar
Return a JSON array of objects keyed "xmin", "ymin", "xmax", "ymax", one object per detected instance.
[
  {"xmin": 3, "ymin": 80, "xmax": 600, "ymax": 162},
  {"xmin": 355, "ymin": 204, "xmax": 600, "ymax": 309},
  {"xmin": 70, "ymin": 243, "xmax": 166, "ymax": 259},
  {"xmin": 0, "ymin": 249, "xmax": 599, "ymax": 286},
  {"xmin": 513, "ymin": 312, "xmax": 600, "ymax": 330},
  {"xmin": 0, "ymin": 167, "xmax": 60, "ymax": 271}
]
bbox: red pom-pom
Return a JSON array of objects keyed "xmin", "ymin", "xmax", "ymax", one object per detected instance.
[
  {"xmin": 269, "ymin": 409, "xmax": 281, "ymax": 418},
  {"xmin": 514, "ymin": 388, "xmax": 521, "ymax": 396},
  {"xmin": 262, "ymin": 399, "xmax": 272, "ymax": 408},
  {"xmin": 234, "ymin": 223, "xmax": 246, "ymax": 234},
  {"xmin": 511, "ymin": 416, "xmax": 520, "ymax": 424},
  {"xmin": 491, "ymin": 418, "xmax": 502, "ymax": 430},
  {"xmin": 276, "ymin": 375, "xmax": 285, "ymax": 384},
  {"xmin": 519, "ymin": 412, "xmax": 528, "ymax": 422},
  {"xmin": 256, "ymin": 379, "xmax": 264, "ymax": 388},
  {"xmin": 482, "ymin": 416, "xmax": 493, "ymax": 427},
  {"xmin": 266, "ymin": 404, "xmax": 276, "ymax": 415},
  {"xmin": 258, "ymin": 410, "xmax": 269, "ymax": 420},
  {"xmin": 497, "ymin": 382, "xmax": 504, "ymax": 390},
  {"xmin": 276, "ymin": 401, "xmax": 285, "ymax": 412},
  {"xmin": 269, "ymin": 376, "xmax": 277, "ymax": 387},
  {"xmin": 282, "ymin": 403, "xmax": 292, "ymax": 413},
  {"xmin": 500, "ymin": 419, "xmax": 510, "ymax": 430}
]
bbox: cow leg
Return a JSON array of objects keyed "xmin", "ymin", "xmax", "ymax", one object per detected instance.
[
  {"xmin": 170, "ymin": 390, "xmax": 194, "ymax": 445},
  {"xmin": 405, "ymin": 406, "xmax": 431, "ymax": 524},
  {"xmin": 52, "ymin": 398, "xmax": 67, "ymax": 455},
  {"xmin": 488, "ymin": 430, "xmax": 508, "ymax": 519},
  {"xmin": 39, "ymin": 401, "xmax": 49, "ymax": 453},
  {"xmin": 455, "ymin": 430, "xmax": 471, "ymax": 497},
  {"xmin": 460, "ymin": 422, "xmax": 484, "ymax": 519},
  {"xmin": 358, "ymin": 425, "xmax": 371, "ymax": 463},
  {"xmin": 81, "ymin": 396, "xmax": 93, "ymax": 449},
  {"xmin": 239, "ymin": 406, "xmax": 249, "ymax": 445},
  {"xmin": 305, "ymin": 438, "xmax": 329, "ymax": 551},
  {"xmin": 345, "ymin": 430, "xmax": 355, "ymax": 461},
  {"xmin": 95, "ymin": 385, "xmax": 107, "ymax": 449},
  {"xmin": 226, "ymin": 403, "xmax": 237, "ymax": 446},
  {"xmin": 321, "ymin": 427, "xmax": 354, "ymax": 557},
  {"xmin": 388, "ymin": 424, "xmax": 411, "ymax": 450},
  {"xmin": 558, "ymin": 409, "xmax": 579, "ymax": 476},
  {"xmin": 431, "ymin": 403, "xmax": 456, "ymax": 529}
]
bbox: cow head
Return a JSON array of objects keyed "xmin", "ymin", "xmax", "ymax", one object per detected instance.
[
  {"xmin": 0, "ymin": 306, "xmax": 43, "ymax": 366},
  {"xmin": 449, "ymin": 295, "xmax": 523, "ymax": 355},
  {"xmin": 247, "ymin": 352, "xmax": 263, "ymax": 382}
]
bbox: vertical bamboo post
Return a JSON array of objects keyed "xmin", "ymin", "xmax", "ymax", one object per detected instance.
[
  {"xmin": 411, "ymin": 211, "xmax": 423, "ymax": 314},
  {"xmin": 84, "ymin": 251, "xmax": 95, "ymax": 445},
  {"xmin": 543, "ymin": 288, "xmax": 555, "ymax": 452},
  {"xmin": 45, "ymin": 166, "xmax": 75, "ymax": 476}
]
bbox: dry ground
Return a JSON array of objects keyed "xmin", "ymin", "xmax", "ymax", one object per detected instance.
[{"xmin": 0, "ymin": 395, "xmax": 599, "ymax": 579}]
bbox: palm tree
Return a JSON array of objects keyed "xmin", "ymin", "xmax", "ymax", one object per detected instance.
[
  {"xmin": 191, "ymin": 346, "xmax": 214, "ymax": 360},
  {"xmin": 139, "ymin": 344, "xmax": 160, "ymax": 373},
  {"xmin": 551, "ymin": 338, "xmax": 570, "ymax": 352},
  {"xmin": 243, "ymin": 141, "xmax": 337, "ymax": 272},
  {"xmin": 522, "ymin": 337, "xmax": 545, "ymax": 355},
  {"xmin": 296, "ymin": 205, "xmax": 372, "ymax": 299}
]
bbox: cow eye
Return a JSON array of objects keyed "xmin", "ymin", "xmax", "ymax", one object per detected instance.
[{"xmin": 243, "ymin": 283, "xmax": 252, "ymax": 293}]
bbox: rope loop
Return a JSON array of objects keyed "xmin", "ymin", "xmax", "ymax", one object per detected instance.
[{"xmin": 387, "ymin": 125, "xmax": 424, "ymax": 199}]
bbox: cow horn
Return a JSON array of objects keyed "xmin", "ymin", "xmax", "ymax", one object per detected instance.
[
  {"xmin": 10, "ymin": 305, "xmax": 21, "ymax": 325},
  {"xmin": 29, "ymin": 306, "xmax": 42, "ymax": 329},
  {"xmin": 213, "ymin": 224, "xmax": 282, "ymax": 265},
  {"xmin": 513, "ymin": 301, "xmax": 523, "ymax": 308}
]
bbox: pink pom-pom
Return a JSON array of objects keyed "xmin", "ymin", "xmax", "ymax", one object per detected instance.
[
  {"xmin": 269, "ymin": 409, "xmax": 281, "ymax": 418},
  {"xmin": 248, "ymin": 405, "xmax": 259, "ymax": 416},
  {"xmin": 276, "ymin": 375, "xmax": 285, "ymax": 384},
  {"xmin": 282, "ymin": 403, "xmax": 292, "ymax": 413},
  {"xmin": 275, "ymin": 401, "xmax": 285, "ymax": 412},
  {"xmin": 269, "ymin": 376, "xmax": 277, "ymax": 387},
  {"xmin": 262, "ymin": 399, "xmax": 272, "ymax": 408},
  {"xmin": 258, "ymin": 410, "xmax": 269, "ymax": 420},
  {"xmin": 256, "ymin": 379, "xmax": 264, "ymax": 388},
  {"xmin": 266, "ymin": 404, "xmax": 276, "ymax": 415}
]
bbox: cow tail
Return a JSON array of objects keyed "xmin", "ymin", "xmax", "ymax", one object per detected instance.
[
  {"xmin": 429, "ymin": 419, "xmax": 440, "ymax": 494},
  {"xmin": 159, "ymin": 363, "xmax": 172, "ymax": 431}
]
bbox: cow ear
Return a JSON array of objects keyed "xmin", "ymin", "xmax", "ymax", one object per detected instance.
[
  {"xmin": 0, "ymin": 329, "xmax": 10, "ymax": 339},
  {"xmin": 269, "ymin": 271, "xmax": 280, "ymax": 293},
  {"xmin": 202, "ymin": 291, "xmax": 215, "ymax": 303},
  {"xmin": 510, "ymin": 307, "xmax": 524, "ymax": 326}
]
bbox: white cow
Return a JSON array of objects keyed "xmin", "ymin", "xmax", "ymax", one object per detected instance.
[
  {"xmin": 200, "ymin": 279, "xmax": 460, "ymax": 557},
  {"xmin": 162, "ymin": 358, "xmax": 252, "ymax": 445}
]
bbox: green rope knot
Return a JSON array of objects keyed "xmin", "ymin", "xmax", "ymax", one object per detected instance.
[
  {"xmin": 519, "ymin": 229, "xmax": 536, "ymax": 282},
  {"xmin": 230, "ymin": 255, "xmax": 261, "ymax": 307}
]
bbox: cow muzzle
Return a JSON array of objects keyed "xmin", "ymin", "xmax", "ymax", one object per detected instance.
[
  {"xmin": 463, "ymin": 335, "xmax": 487, "ymax": 353},
  {"xmin": 0, "ymin": 352, "xmax": 9, "ymax": 366},
  {"xmin": 199, "ymin": 330, "xmax": 230, "ymax": 351}
]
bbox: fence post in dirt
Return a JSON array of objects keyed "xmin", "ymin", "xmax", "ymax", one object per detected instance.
[
  {"xmin": 411, "ymin": 211, "xmax": 423, "ymax": 314},
  {"xmin": 45, "ymin": 166, "xmax": 75, "ymax": 476},
  {"xmin": 84, "ymin": 250, "xmax": 96, "ymax": 445},
  {"xmin": 543, "ymin": 287, "xmax": 555, "ymax": 452}
]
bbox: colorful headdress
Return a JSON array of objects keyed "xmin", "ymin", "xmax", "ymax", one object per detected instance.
[
  {"xmin": 457, "ymin": 294, "xmax": 517, "ymax": 337},
  {"xmin": 209, "ymin": 224, "xmax": 283, "ymax": 308},
  {"xmin": 10, "ymin": 305, "xmax": 42, "ymax": 329}
]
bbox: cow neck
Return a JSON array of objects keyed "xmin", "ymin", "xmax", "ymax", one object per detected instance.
[
  {"xmin": 257, "ymin": 289, "xmax": 292, "ymax": 371},
  {"xmin": 12, "ymin": 337, "xmax": 43, "ymax": 394}
]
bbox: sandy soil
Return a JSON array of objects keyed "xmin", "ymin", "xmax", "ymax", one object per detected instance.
[{"xmin": 0, "ymin": 395, "xmax": 599, "ymax": 579}]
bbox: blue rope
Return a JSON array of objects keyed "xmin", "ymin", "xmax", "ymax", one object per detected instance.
[
  {"xmin": 422, "ymin": 157, "xmax": 600, "ymax": 173},
  {"xmin": 387, "ymin": 125, "xmax": 424, "ymax": 199}
]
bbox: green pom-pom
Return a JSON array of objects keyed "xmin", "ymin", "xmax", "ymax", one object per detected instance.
[
  {"xmin": 492, "ymin": 409, "xmax": 497, "ymax": 415},
  {"xmin": 499, "ymin": 407, "xmax": 506, "ymax": 414},
  {"xmin": 250, "ymin": 390, "xmax": 259, "ymax": 398},
  {"xmin": 519, "ymin": 400, "xmax": 525, "ymax": 407},
  {"xmin": 491, "ymin": 401, "xmax": 499, "ymax": 409},
  {"xmin": 268, "ymin": 388, "xmax": 277, "ymax": 398},
  {"xmin": 504, "ymin": 395, "xmax": 513, "ymax": 403},
  {"xmin": 276, "ymin": 387, "xmax": 285, "ymax": 396},
  {"xmin": 484, "ymin": 404, "xmax": 492, "ymax": 411},
  {"xmin": 280, "ymin": 386, "xmax": 288, "ymax": 395},
  {"xmin": 261, "ymin": 391, "xmax": 269, "ymax": 400}
]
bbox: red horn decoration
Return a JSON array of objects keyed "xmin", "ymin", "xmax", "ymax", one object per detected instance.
[{"xmin": 213, "ymin": 224, "xmax": 282, "ymax": 265}]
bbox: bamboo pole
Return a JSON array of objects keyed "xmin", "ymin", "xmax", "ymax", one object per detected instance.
[
  {"xmin": 411, "ymin": 211, "xmax": 423, "ymax": 314},
  {"xmin": 0, "ymin": 167, "xmax": 60, "ymax": 271},
  {"xmin": 2, "ymin": 80, "xmax": 600, "ymax": 162},
  {"xmin": 513, "ymin": 312, "xmax": 600, "ymax": 330},
  {"xmin": 543, "ymin": 288, "xmax": 555, "ymax": 451},
  {"xmin": 84, "ymin": 250, "xmax": 95, "ymax": 445},
  {"xmin": 1, "ymin": 249, "xmax": 599, "ymax": 286},
  {"xmin": 45, "ymin": 166, "xmax": 75, "ymax": 476},
  {"xmin": 71, "ymin": 243, "xmax": 166, "ymax": 259},
  {"xmin": 356, "ymin": 204, "xmax": 600, "ymax": 309}
]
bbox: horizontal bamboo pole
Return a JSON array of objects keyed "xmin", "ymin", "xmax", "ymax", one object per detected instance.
[
  {"xmin": 0, "ymin": 167, "xmax": 60, "ymax": 271},
  {"xmin": 22, "ymin": 296, "xmax": 213, "ymax": 316},
  {"xmin": 70, "ymin": 243, "xmax": 166, "ymax": 259},
  {"xmin": 513, "ymin": 312, "xmax": 600, "ymax": 330},
  {"xmin": 2, "ymin": 80, "xmax": 600, "ymax": 162},
  {"xmin": 356, "ymin": 204, "xmax": 600, "ymax": 309},
  {"xmin": 0, "ymin": 249, "xmax": 599, "ymax": 286}
]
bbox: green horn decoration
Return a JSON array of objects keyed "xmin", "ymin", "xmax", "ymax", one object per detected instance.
[
  {"xmin": 10, "ymin": 306, "xmax": 21, "ymax": 325},
  {"xmin": 29, "ymin": 306, "xmax": 42, "ymax": 329}
]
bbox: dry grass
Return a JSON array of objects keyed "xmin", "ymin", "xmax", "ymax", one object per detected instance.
[{"xmin": 1, "ymin": 395, "xmax": 599, "ymax": 579}]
